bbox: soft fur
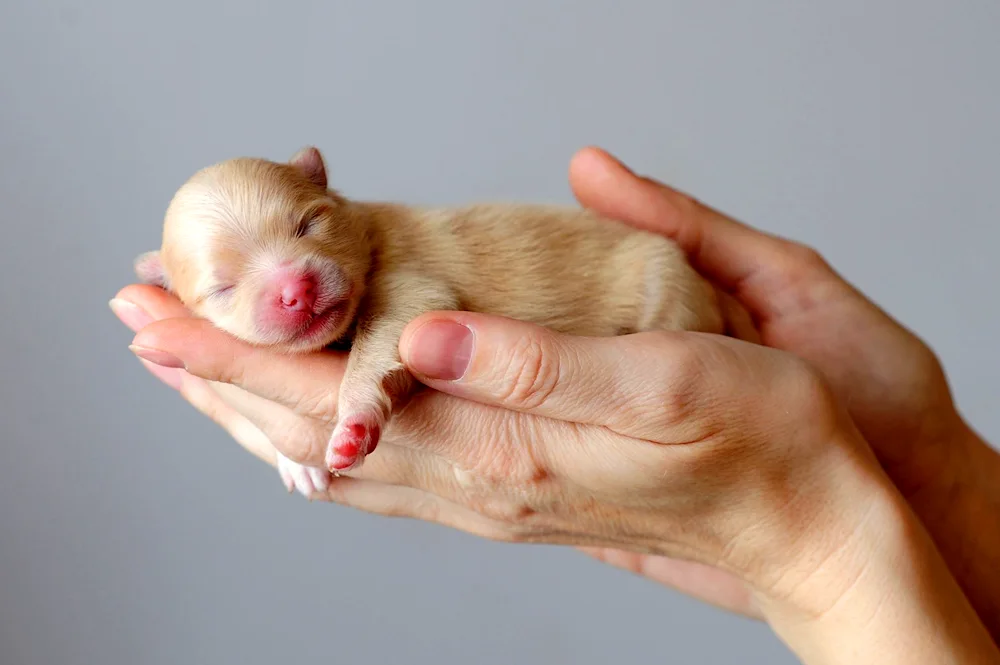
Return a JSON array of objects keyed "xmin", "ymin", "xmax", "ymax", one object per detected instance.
[{"xmin": 135, "ymin": 147, "xmax": 724, "ymax": 496}]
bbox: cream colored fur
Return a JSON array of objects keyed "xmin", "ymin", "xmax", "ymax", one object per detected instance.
[{"xmin": 135, "ymin": 147, "xmax": 723, "ymax": 495}]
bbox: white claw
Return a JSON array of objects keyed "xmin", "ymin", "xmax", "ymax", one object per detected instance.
[
  {"xmin": 278, "ymin": 463, "xmax": 295, "ymax": 493},
  {"xmin": 308, "ymin": 466, "xmax": 332, "ymax": 493},
  {"xmin": 276, "ymin": 451, "xmax": 333, "ymax": 499}
]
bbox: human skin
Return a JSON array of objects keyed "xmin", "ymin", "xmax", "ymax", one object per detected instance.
[
  {"xmin": 111, "ymin": 148, "xmax": 1000, "ymax": 661},
  {"xmin": 562, "ymin": 148, "xmax": 1000, "ymax": 640}
]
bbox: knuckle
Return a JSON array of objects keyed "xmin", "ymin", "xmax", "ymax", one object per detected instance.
[
  {"xmin": 295, "ymin": 387, "xmax": 340, "ymax": 423},
  {"xmin": 209, "ymin": 352, "xmax": 247, "ymax": 387},
  {"xmin": 474, "ymin": 496, "xmax": 541, "ymax": 530},
  {"xmin": 473, "ymin": 511, "xmax": 552, "ymax": 545},
  {"xmin": 493, "ymin": 527, "xmax": 543, "ymax": 544},
  {"xmin": 496, "ymin": 333, "xmax": 562, "ymax": 410},
  {"xmin": 780, "ymin": 361, "xmax": 841, "ymax": 434},
  {"xmin": 281, "ymin": 419, "xmax": 330, "ymax": 463},
  {"xmin": 630, "ymin": 338, "xmax": 710, "ymax": 430},
  {"xmin": 463, "ymin": 412, "xmax": 551, "ymax": 487},
  {"xmin": 403, "ymin": 493, "xmax": 445, "ymax": 523},
  {"xmin": 784, "ymin": 241, "xmax": 831, "ymax": 274},
  {"xmin": 474, "ymin": 522, "xmax": 525, "ymax": 544},
  {"xmin": 670, "ymin": 189, "xmax": 702, "ymax": 221},
  {"xmin": 209, "ymin": 344, "xmax": 266, "ymax": 388},
  {"xmin": 453, "ymin": 417, "xmax": 552, "ymax": 533},
  {"xmin": 907, "ymin": 337, "xmax": 946, "ymax": 379}
]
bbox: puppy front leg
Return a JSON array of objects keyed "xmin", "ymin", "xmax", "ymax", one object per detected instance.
[{"xmin": 325, "ymin": 273, "xmax": 456, "ymax": 472}]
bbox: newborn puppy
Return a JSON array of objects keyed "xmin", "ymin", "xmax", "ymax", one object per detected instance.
[{"xmin": 135, "ymin": 147, "xmax": 724, "ymax": 496}]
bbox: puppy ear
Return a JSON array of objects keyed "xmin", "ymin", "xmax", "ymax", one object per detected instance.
[
  {"xmin": 289, "ymin": 146, "xmax": 328, "ymax": 189},
  {"xmin": 134, "ymin": 250, "xmax": 169, "ymax": 289}
]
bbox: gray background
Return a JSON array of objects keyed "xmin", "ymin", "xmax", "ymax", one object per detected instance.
[{"xmin": 1, "ymin": 1, "xmax": 997, "ymax": 663}]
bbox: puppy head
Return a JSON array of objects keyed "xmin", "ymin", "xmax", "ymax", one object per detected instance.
[{"xmin": 135, "ymin": 147, "xmax": 372, "ymax": 353}]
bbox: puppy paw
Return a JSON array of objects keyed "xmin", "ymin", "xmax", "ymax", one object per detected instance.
[
  {"xmin": 325, "ymin": 410, "xmax": 383, "ymax": 472},
  {"xmin": 276, "ymin": 451, "xmax": 333, "ymax": 498}
]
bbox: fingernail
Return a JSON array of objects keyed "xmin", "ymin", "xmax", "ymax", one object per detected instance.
[
  {"xmin": 129, "ymin": 345, "xmax": 185, "ymax": 369},
  {"xmin": 405, "ymin": 320, "xmax": 474, "ymax": 381},
  {"xmin": 109, "ymin": 298, "xmax": 154, "ymax": 332},
  {"xmin": 138, "ymin": 359, "xmax": 183, "ymax": 391}
]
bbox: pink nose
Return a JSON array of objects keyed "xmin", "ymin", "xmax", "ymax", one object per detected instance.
[
  {"xmin": 279, "ymin": 275, "xmax": 316, "ymax": 312},
  {"xmin": 256, "ymin": 267, "xmax": 322, "ymax": 334}
]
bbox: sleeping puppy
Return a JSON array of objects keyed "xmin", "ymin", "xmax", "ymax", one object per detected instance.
[{"xmin": 135, "ymin": 147, "xmax": 724, "ymax": 496}]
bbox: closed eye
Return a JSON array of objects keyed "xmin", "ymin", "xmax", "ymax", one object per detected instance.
[
  {"xmin": 209, "ymin": 284, "xmax": 235, "ymax": 299},
  {"xmin": 294, "ymin": 216, "xmax": 316, "ymax": 239}
]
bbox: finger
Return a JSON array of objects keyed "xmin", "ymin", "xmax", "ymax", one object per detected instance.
[
  {"xmin": 317, "ymin": 476, "xmax": 528, "ymax": 545},
  {"xmin": 331, "ymin": 424, "xmax": 634, "ymax": 547},
  {"xmin": 135, "ymin": 331, "xmax": 523, "ymax": 536},
  {"xmin": 113, "ymin": 288, "xmax": 291, "ymax": 468},
  {"xmin": 281, "ymin": 440, "xmax": 538, "ymax": 547},
  {"xmin": 155, "ymin": 347, "xmax": 493, "ymax": 514},
  {"xmin": 113, "ymin": 284, "xmax": 348, "ymax": 422},
  {"xmin": 171, "ymin": 365, "xmax": 279, "ymax": 467},
  {"xmin": 204, "ymin": 381, "xmax": 479, "ymax": 500},
  {"xmin": 386, "ymin": 388, "xmax": 681, "ymax": 503},
  {"xmin": 137, "ymin": 354, "xmax": 282, "ymax": 468},
  {"xmin": 397, "ymin": 310, "xmax": 716, "ymax": 441},
  {"xmin": 113, "ymin": 286, "xmax": 534, "ymax": 517},
  {"xmin": 142, "ymin": 336, "xmax": 472, "ymax": 506},
  {"xmin": 110, "ymin": 285, "xmax": 185, "ymax": 341},
  {"xmin": 208, "ymin": 380, "xmax": 332, "ymax": 465},
  {"xmin": 398, "ymin": 311, "xmax": 630, "ymax": 424},
  {"xmin": 113, "ymin": 285, "xmax": 514, "ymax": 500},
  {"xmin": 575, "ymin": 547, "xmax": 760, "ymax": 618},
  {"xmin": 128, "ymin": 316, "xmax": 348, "ymax": 423},
  {"xmin": 568, "ymin": 147, "xmax": 840, "ymax": 322},
  {"xmin": 193, "ymin": 379, "xmax": 476, "ymax": 500},
  {"xmin": 716, "ymin": 289, "xmax": 761, "ymax": 344},
  {"xmin": 112, "ymin": 287, "xmax": 346, "ymax": 467}
]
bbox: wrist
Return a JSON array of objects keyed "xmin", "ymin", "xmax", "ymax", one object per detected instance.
[
  {"xmin": 756, "ymin": 481, "xmax": 999, "ymax": 664},
  {"xmin": 950, "ymin": 418, "xmax": 1000, "ymax": 498},
  {"xmin": 906, "ymin": 417, "xmax": 1000, "ymax": 643},
  {"xmin": 886, "ymin": 407, "xmax": 995, "ymax": 506}
]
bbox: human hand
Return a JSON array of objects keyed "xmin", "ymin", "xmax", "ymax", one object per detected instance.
[
  {"xmin": 112, "ymin": 282, "xmax": 998, "ymax": 664},
  {"xmin": 566, "ymin": 146, "xmax": 1000, "ymax": 641},
  {"xmin": 113, "ymin": 282, "xmax": 764, "ymax": 615},
  {"xmin": 116, "ymin": 282, "xmax": 881, "ymax": 591},
  {"xmin": 113, "ymin": 141, "xmax": 1000, "ymax": 629}
]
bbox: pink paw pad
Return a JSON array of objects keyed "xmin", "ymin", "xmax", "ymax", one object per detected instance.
[{"xmin": 326, "ymin": 416, "xmax": 382, "ymax": 471}]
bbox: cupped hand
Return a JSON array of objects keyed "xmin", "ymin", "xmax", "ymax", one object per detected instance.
[
  {"xmin": 568, "ymin": 147, "xmax": 965, "ymax": 490},
  {"xmin": 113, "ymin": 277, "xmax": 895, "ymax": 624},
  {"xmin": 565, "ymin": 147, "xmax": 1000, "ymax": 639},
  {"xmin": 111, "ymin": 144, "xmax": 999, "ymax": 638}
]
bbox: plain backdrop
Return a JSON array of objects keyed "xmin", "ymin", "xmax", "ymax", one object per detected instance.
[{"xmin": 1, "ymin": 1, "xmax": 997, "ymax": 663}]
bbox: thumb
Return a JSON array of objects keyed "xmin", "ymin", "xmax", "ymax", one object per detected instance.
[
  {"xmin": 129, "ymin": 316, "xmax": 348, "ymax": 421},
  {"xmin": 398, "ymin": 311, "xmax": 692, "ymax": 434},
  {"xmin": 568, "ymin": 147, "xmax": 836, "ymax": 322}
]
